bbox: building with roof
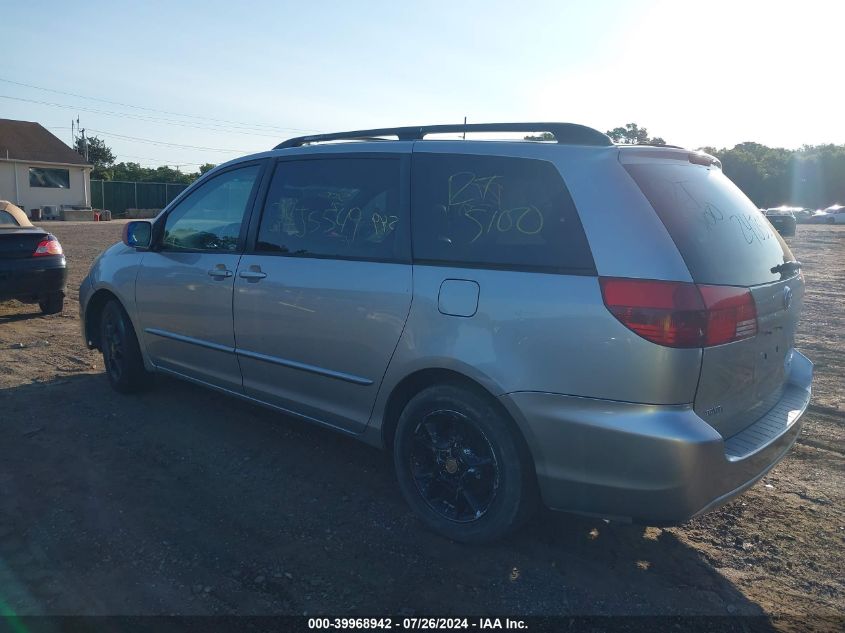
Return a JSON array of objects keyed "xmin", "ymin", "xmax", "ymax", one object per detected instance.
[{"xmin": 0, "ymin": 118, "xmax": 92, "ymax": 216}]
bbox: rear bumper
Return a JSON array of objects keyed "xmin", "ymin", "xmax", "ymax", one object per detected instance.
[
  {"xmin": 0, "ymin": 256, "xmax": 67, "ymax": 302},
  {"xmin": 768, "ymin": 218, "xmax": 797, "ymax": 235},
  {"xmin": 500, "ymin": 351, "xmax": 813, "ymax": 523}
]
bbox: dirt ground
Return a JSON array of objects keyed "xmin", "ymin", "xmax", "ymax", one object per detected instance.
[{"xmin": 0, "ymin": 221, "xmax": 842, "ymax": 629}]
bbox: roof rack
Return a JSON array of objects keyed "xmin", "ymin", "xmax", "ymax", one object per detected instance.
[{"xmin": 274, "ymin": 122, "xmax": 613, "ymax": 149}]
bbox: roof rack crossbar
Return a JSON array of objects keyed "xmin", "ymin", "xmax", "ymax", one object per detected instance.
[{"xmin": 274, "ymin": 122, "xmax": 613, "ymax": 149}]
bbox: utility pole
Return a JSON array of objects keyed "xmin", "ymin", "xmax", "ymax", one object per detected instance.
[
  {"xmin": 72, "ymin": 116, "xmax": 87, "ymax": 161},
  {"xmin": 80, "ymin": 127, "xmax": 89, "ymax": 162}
]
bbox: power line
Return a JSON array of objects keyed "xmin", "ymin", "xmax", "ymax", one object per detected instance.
[
  {"xmin": 115, "ymin": 153, "xmax": 212, "ymax": 167},
  {"xmin": 0, "ymin": 94, "xmax": 293, "ymax": 138},
  {"xmin": 43, "ymin": 127, "xmax": 212, "ymax": 167},
  {"xmin": 86, "ymin": 127, "xmax": 252, "ymax": 153},
  {"xmin": 0, "ymin": 77, "xmax": 319, "ymax": 133}
]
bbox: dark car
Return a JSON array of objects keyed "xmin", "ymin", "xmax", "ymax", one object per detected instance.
[
  {"xmin": 764, "ymin": 207, "xmax": 798, "ymax": 236},
  {"xmin": 0, "ymin": 201, "xmax": 66, "ymax": 314}
]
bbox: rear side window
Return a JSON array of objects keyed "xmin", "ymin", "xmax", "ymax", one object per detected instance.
[
  {"xmin": 625, "ymin": 163, "xmax": 794, "ymax": 286},
  {"xmin": 412, "ymin": 153, "xmax": 594, "ymax": 273},
  {"xmin": 0, "ymin": 210, "xmax": 20, "ymax": 226},
  {"xmin": 257, "ymin": 158, "xmax": 406, "ymax": 261}
]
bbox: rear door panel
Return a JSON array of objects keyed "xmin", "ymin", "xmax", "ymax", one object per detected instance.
[
  {"xmin": 233, "ymin": 152, "xmax": 412, "ymax": 432},
  {"xmin": 233, "ymin": 257, "xmax": 412, "ymax": 432}
]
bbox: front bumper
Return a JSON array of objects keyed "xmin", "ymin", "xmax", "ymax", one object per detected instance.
[
  {"xmin": 0, "ymin": 256, "xmax": 67, "ymax": 302},
  {"xmin": 500, "ymin": 351, "xmax": 813, "ymax": 524}
]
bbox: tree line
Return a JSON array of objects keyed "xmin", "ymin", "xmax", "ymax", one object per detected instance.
[
  {"xmin": 76, "ymin": 126, "xmax": 845, "ymax": 209},
  {"xmin": 604, "ymin": 123, "xmax": 844, "ymax": 209},
  {"xmin": 699, "ymin": 142, "xmax": 845, "ymax": 210}
]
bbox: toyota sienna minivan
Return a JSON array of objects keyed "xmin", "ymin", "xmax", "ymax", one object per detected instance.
[{"xmin": 80, "ymin": 123, "xmax": 813, "ymax": 543}]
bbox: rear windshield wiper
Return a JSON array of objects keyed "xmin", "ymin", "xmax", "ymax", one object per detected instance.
[{"xmin": 771, "ymin": 261, "xmax": 802, "ymax": 275}]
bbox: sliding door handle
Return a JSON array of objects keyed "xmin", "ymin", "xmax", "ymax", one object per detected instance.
[
  {"xmin": 239, "ymin": 266, "xmax": 267, "ymax": 281},
  {"xmin": 207, "ymin": 266, "xmax": 233, "ymax": 278}
]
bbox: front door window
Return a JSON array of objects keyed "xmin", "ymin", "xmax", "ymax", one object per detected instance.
[{"xmin": 162, "ymin": 165, "xmax": 261, "ymax": 252}]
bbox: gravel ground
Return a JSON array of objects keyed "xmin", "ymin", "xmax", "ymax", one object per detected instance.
[{"xmin": 0, "ymin": 221, "xmax": 842, "ymax": 629}]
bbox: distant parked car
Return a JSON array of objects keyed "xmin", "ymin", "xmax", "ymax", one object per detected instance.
[
  {"xmin": 821, "ymin": 205, "xmax": 845, "ymax": 224},
  {"xmin": 764, "ymin": 208, "xmax": 798, "ymax": 236},
  {"xmin": 0, "ymin": 201, "xmax": 66, "ymax": 314},
  {"xmin": 791, "ymin": 208, "xmax": 813, "ymax": 223},
  {"xmin": 807, "ymin": 206, "xmax": 844, "ymax": 224},
  {"xmin": 806, "ymin": 210, "xmax": 829, "ymax": 224}
]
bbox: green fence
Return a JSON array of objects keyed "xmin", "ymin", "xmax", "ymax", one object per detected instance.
[{"xmin": 90, "ymin": 180, "xmax": 189, "ymax": 217}]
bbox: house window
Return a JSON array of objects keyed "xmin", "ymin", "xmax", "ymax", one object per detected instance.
[{"xmin": 29, "ymin": 167, "xmax": 70, "ymax": 188}]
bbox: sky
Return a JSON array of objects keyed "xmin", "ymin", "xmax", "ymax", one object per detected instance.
[{"xmin": 2, "ymin": 0, "xmax": 843, "ymax": 170}]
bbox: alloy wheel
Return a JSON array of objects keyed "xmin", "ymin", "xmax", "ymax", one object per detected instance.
[{"xmin": 409, "ymin": 409, "xmax": 500, "ymax": 523}]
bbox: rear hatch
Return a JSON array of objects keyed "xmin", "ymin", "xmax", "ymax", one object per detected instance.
[
  {"xmin": 0, "ymin": 228, "xmax": 49, "ymax": 260},
  {"xmin": 622, "ymin": 149, "xmax": 803, "ymax": 438}
]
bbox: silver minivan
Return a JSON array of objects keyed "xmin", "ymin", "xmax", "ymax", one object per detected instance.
[{"xmin": 80, "ymin": 123, "xmax": 813, "ymax": 543}]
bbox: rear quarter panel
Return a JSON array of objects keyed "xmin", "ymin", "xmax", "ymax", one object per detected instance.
[
  {"xmin": 549, "ymin": 146, "xmax": 694, "ymax": 281},
  {"xmin": 369, "ymin": 265, "xmax": 702, "ymax": 439}
]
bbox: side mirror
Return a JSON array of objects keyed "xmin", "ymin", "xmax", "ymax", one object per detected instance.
[{"xmin": 123, "ymin": 220, "xmax": 153, "ymax": 249}]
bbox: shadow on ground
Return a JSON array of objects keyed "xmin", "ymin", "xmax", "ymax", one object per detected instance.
[
  {"xmin": 0, "ymin": 308, "xmax": 44, "ymax": 325},
  {"xmin": 0, "ymin": 373, "xmax": 769, "ymax": 622}
]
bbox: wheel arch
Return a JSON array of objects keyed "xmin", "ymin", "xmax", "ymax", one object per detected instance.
[
  {"xmin": 379, "ymin": 368, "xmax": 537, "ymax": 476},
  {"xmin": 383, "ymin": 367, "xmax": 542, "ymax": 539},
  {"xmin": 84, "ymin": 288, "xmax": 123, "ymax": 350}
]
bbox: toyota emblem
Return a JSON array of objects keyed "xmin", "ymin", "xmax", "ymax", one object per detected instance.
[{"xmin": 783, "ymin": 286, "xmax": 793, "ymax": 310}]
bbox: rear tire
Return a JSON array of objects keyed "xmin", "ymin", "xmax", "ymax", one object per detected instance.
[
  {"xmin": 39, "ymin": 293, "xmax": 63, "ymax": 315},
  {"xmin": 100, "ymin": 300, "xmax": 153, "ymax": 393},
  {"xmin": 393, "ymin": 384, "xmax": 537, "ymax": 543}
]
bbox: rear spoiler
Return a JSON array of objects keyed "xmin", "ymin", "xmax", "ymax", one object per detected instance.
[{"xmin": 617, "ymin": 146, "xmax": 721, "ymax": 169}]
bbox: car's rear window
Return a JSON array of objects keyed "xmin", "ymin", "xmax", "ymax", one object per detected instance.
[
  {"xmin": 411, "ymin": 153, "xmax": 595, "ymax": 274},
  {"xmin": 0, "ymin": 210, "xmax": 20, "ymax": 226},
  {"xmin": 625, "ymin": 162, "xmax": 795, "ymax": 286}
]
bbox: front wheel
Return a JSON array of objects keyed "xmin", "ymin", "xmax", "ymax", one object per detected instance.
[
  {"xmin": 100, "ymin": 300, "xmax": 153, "ymax": 393},
  {"xmin": 393, "ymin": 384, "xmax": 537, "ymax": 543}
]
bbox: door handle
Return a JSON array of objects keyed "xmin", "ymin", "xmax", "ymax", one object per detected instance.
[
  {"xmin": 207, "ymin": 265, "xmax": 233, "ymax": 278},
  {"xmin": 239, "ymin": 266, "xmax": 267, "ymax": 281}
]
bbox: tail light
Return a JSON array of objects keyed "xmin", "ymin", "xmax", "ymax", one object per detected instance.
[
  {"xmin": 697, "ymin": 285, "xmax": 758, "ymax": 345},
  {"xmin": 599, "ymin": 277, "xmax": 757, "ymax": 348},
  {"xmin": 33, "ymin": 236, "xmax": 63, "ymax": 257}
]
